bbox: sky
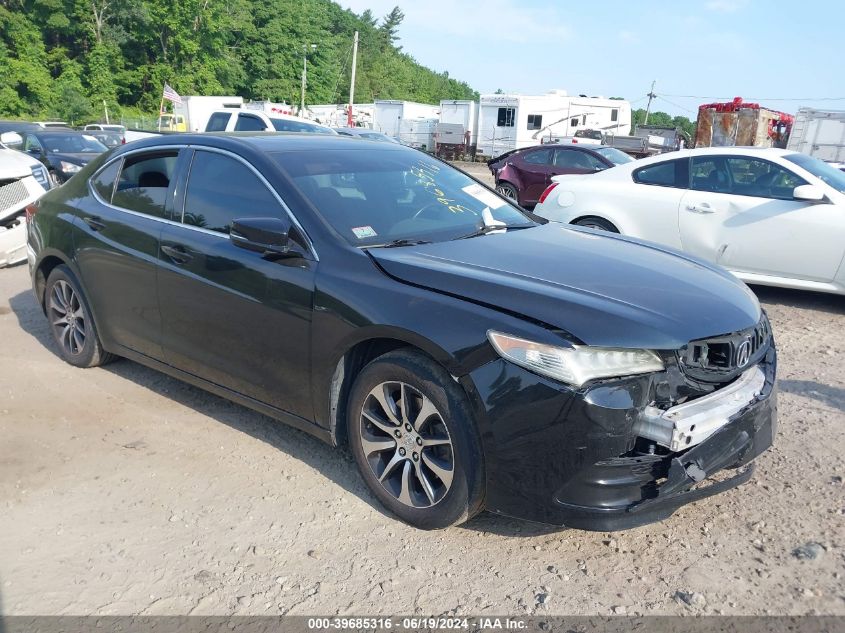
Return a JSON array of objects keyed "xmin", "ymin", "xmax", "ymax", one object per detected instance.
[{"xmin": 338, "ymin": 0, "xmax": 845, "ymax": 118}]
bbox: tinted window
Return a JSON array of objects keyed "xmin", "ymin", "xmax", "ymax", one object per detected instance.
[
  {"xmin": 634, "ymin": 160, "xmax": 686, "ymax": 187},
  {"xmin": 522, "ymin": 148, "xmax": 552, "ymax": 165},
  {"xmin": 691, "ymin": 155, "xmax": 806, "ymax": 199},
  {"xmin": 112, "ymin": 151, "xmax": 179, "ymax": 218},
  {"xmin": 527, "ymin": 114, "xmax": 543, "ymax": 130},
  {"xmin": 611, "ymin": 109, "xmax": 619, "ymax": 122},
  {"xmin": 23, "ymin": 135, "xmax": 42, "ymax": 152},
  {"xmin": 553, "ymin": 149, "xmax": 605, "ymax": 170},
  {"xmin": 497, "ymin": 108, "xmax": 515, "ymax": 127},
  {"xmin": 92, "ymin": 160, "xmax": 121, "ymax": 202},
  {"xmin": 183, "ymin": 151, "xmax": 283, "ymax": 233},
  {"xmin": 570, "ymin": 118, "xmax": 579, "ymax": 127},
  {"xmin": 206, "ymin": 112, "xmax": 231, "ymax": 132},
  {"xmin": 234, "ymin": 114, "xmax": 266, "ymax": 132}
]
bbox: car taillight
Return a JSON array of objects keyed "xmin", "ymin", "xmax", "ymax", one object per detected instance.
[
  {"xmin": 538, "ymin": 183, "xmax": 559, "ymax": 205},
  {"xmin": 571, "ymin": 139, "xmax": 578, "ymax": 143},
  {"xmin": 25, "ymin": 202, "xmax": 39, "ymax": 223}
]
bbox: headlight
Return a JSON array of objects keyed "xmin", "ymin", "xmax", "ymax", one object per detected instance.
[
  {"xmin": 60, "ymin": 161, "xmax": 82, "ymax": 173},
  {"xmin": 30, "ymin": 164, "xmax": 49, "ymax": 189},
  {"xmin": 488, "ymin": 331, "xmax": 665, "ymax": 387}
]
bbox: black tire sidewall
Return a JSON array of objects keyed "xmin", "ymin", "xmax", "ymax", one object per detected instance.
[
  {"xmin": 45, "ymin": 265, "xmax": 100, "ymax": 367},
  {"xmin": 576, "ymin": 217, "xmax": 618, "ymax": 232},
  {"xmin": 347, "ymin": 350, "xmax": 485, "ymax": 529}
]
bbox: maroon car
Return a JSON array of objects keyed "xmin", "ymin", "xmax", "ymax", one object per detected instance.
[{"xmin": 488, "ymin": 144, "xmax": 634, "ymax": 208}]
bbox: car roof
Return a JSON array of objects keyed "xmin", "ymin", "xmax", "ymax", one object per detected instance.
[
  {"xmin": 113, "ymin": 132, "xmax": 408, "ymax": 154},
  {"xmin": 629, "ymin": 146, "xmax": 796, "ymax": 167},
  {"xmin": 29, "ymin": 129, "xmax": 88, "ymax": 138}
]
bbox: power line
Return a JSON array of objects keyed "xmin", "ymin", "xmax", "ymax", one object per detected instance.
[
  {"xmin": 659, "ymin": 93, "xmax": 845, "ymax": 102},
  {"xmin": 655, "ymin": 95, "xmax": 696, "ymax": 114}
]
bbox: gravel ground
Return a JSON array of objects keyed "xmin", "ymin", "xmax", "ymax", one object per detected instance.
[{"xmin": 0, "ymin": 178, "xmax": 843, "ymax": 615}]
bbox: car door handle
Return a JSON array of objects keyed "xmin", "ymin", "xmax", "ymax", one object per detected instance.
[
  {"xmin": 686, "ymin": 203, "xmax": 715, "ymax": 214},
  {"xmin": 83, "ymin": 216, "xmax": 106, "ymax": 231},
  {"xmin": 161, "ymin": 243, "xmax": 194, "ymax": 265}
]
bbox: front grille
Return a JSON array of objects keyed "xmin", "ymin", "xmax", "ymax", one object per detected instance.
[
  {"xmin": 677, "ymin": 314, "xmax": 771, "ymax": 383},
  {"xmin": 0, "ymin": 178, "xmax": 29, "ymax": 214}
]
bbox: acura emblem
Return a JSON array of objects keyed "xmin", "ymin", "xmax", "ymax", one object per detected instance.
[{"xmin": 735, "ymin": 338, "xmax": 752, "ymax": 368}]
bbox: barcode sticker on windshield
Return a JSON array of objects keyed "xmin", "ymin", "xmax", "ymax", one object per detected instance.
[
  {"xmin": 352, "ymin": 226, "xmax": 377, "ymax": 239},
  {"xmin": 462, "ymin": 183, "xmax": 506, "ymax": 209}
]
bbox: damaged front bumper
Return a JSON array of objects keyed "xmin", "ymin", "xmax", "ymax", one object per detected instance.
[{"xmin": 469, "ymin": 345, "xmax": 777, "ymax": 531}]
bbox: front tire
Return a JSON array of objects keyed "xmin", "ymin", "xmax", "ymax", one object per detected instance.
[
  {"xmin": 45, "ymin": 265, "xmax": 116, "ymax": 368},
  {"xmin": 573, "ymin": 216, "xmax": 619, "ymax": 232},
  {"xmin": 347, "ymin": 350, "xmax": 485, "ymax": 529}
]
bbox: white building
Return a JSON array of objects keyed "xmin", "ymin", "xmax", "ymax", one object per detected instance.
[
  {"xmin": 373, "ymin": 100, "xmax": 440, "ymax": 139},
  {"xmin": 477, "ymin": 90, "xmax": 632, "ymax": 157}
]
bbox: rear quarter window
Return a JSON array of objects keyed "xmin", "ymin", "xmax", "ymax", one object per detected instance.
[
  {"xmin": 92, "ymin": 160, "xmax": 121, "ymax": 202},
  {"xmin": 633, "ymin": 159, "xmax": 689, "ymax": 188}
]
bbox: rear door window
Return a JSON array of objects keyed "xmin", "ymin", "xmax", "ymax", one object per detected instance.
[
  {"xmin": 522, "ymin": 148, "xmax": 553, "ymax": 165},
  {"xmin": 234, "ymin": 115, "xmax": 266, "ymax": 132},
  {"xmin": 206, "ymin": 112, "xmax": 231, "ymax": 132},
  {"xmin": 181, "ymin": 150, "xmax": 284, "ymax": 233},
  {"xmin": 112, "ymin": 151, "xmax": 179, "ymax": 218}
]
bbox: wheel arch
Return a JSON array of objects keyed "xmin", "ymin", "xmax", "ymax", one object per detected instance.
[
  {"xmin": 33, "ymin": 251, "xmax": 75, "ymax": 312},
  {"xmin": 324, "ymin": 329, "xmax": 462, "ymax": 448},
  {"xmin": 570, "ymin": 213, "xmax": 623, "ymax": 233}
]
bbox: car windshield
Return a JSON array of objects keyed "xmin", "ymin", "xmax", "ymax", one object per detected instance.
[
  {"xmin": 593, "ymin": 146, "xmax": 634, "ymax": 165},
  {"xmin": 272, "ymin": 148, "xmax": 534, "ymax": 246},
  {"xmin": 270, "ymin": 118, "xmax": 333, "ymax": 134},
  {"xmin": 784, "ymin": 153, "xmax": 845, "ymax": 194},
  {"xmin": 41, "ymin": 134, "xmax": 107, "ymax": 153}
]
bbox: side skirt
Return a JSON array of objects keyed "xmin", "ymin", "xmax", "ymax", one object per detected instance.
[{"xmin": 114, "ymin": 345, "xmax": 333, "ymax": 445}]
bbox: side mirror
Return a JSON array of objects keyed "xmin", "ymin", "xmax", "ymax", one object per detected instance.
[
  {"xmin": 793, "ymin": 184, "xmax": 825, "ymax": 202},
  {"xmin": 0, "ymin": 132, "xmax": 22, "ymax": 147},
  {"xmin": 230, "ymin": 217, "xmax": 294, "ymax": 258}
]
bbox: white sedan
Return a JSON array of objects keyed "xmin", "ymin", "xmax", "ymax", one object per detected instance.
[{"xmin": 533, "ymin": 147, "xmax": 845, "ymax": 295}]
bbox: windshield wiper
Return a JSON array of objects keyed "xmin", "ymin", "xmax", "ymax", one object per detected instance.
[
  {"xmin": 452, "ymin": 223, "xmax": 533, "ymax": 240},
  {"xmin": 372, "ymin": 238, "xmax": 433, "ymax": 248}
]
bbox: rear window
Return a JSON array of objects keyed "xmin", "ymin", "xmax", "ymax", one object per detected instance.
[
  {"xmin": 206, "ymin": 112, "xmax": 231, "ymax": 132},
  {"xmin": 112, "ymin": 151, "xmax": 179, "ymax": 218}
]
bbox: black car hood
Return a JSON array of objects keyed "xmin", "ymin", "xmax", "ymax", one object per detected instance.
[
  {"xmin": 49, "ymin": 152, "xmax": 96, "ymax": 166},
  {"xmin": 368, "ymin": 223, "xmax": 761, "ymax": 350}
]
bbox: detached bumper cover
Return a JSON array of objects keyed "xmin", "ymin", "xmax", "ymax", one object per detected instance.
[{"xmin": 471, "ymin": 347, "xmax": 777, "ymax": 531}]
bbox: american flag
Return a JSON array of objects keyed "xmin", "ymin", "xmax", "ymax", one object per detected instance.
[{"xmin": 162, "ymin": 83, "xmax": 182, "ymax": 105}]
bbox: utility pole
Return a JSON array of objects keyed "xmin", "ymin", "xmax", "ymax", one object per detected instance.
[
  {"xmin": 347, "ymin": 31, "xmax": 358, "ymax": 127},
  {"xmin": 300, "ymin": 43, "xmax": 317, "ymax": 115},
  {"xmin": 643, "ymin": 80, "xmax": 657, "ymax": 125}
]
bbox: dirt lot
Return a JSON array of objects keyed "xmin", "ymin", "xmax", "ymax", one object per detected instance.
[{"xmin": 0, "ymin": 172, "xmax": 843, "ymax": 615}]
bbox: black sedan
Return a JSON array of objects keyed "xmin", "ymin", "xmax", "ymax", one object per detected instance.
[
  {"xmin": 26, "ymin": 134, "xmax": 777, "ymax": 531},
  {"xmin": 19, "ymin": 130, "xmax": 108, "ymax": 185}
]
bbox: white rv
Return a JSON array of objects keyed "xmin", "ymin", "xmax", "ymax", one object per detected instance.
[
  {"xmin": 786, "ymin": 107, "xmax": 845, "ymax": 163},
  {"xmin": 477, "ymin": 91, "xmax": 631, "ymax": 158},
  {"xmin": 373, "ymin": 100, "xmax": 440, "ymax": 139}
]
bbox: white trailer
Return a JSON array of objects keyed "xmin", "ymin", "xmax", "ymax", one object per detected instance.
[
  {"xmin": 244, "ymin": 101, "xmax": 295, "ymax": 116},
  {"xmin": 786, "ymin": 108, "xmax": 845, "ymax": 163},
  {"xmin": 307, "ymin": 103, "xmax": 375, "ymax": 128},
  {"xmin": 399, "ymin": 118, "xmax": 438, "ymax": 151},
  {"xmin": 373, "ymin": 100, "xmax": 440, "ymax": 139},
  {"xmin": 476, "ymin": 91, "xmax": 631, "ymax": 158},
  {"xmin": 436, "ymin": 100, "xmax": 479, "ymax": 158}
]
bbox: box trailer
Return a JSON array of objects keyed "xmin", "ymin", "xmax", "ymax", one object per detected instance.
[
  {"xmin": 307, "ymin": 103, "xmax": 375, "ymax": 128},
  {"xmin": 399, "ymin": 118, "xmax": 438, "ymax": 151},
  {"xmin": 694, "ymin": 98, "xmax": 793, "ymax": 149},
  {"xmin": 476, "ymin": 91, "xmax": 631, "ymax": 158},
  {"xmin": 373, "ymin": 100, "xmax": 440, "ymax": 139},
  {"xmin": 436, "ymin": 100, "xmax": 479, "ymax": 159},
  {"xmin": 786, "ymin": 107, "xmax": 845, "ymax": 163}
]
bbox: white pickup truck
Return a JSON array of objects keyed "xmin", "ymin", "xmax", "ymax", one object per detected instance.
[{"xmin": 204, "ymin": 110, "xmax": 336, "ymax": 134}]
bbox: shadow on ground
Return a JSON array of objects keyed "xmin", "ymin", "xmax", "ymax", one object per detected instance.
[
  {"xmin": 778, "ymin": 379, "xmax": 845, "ymax": 412},
  {"xmin": 751, "ymin": 284, "xmax": 845, "ymax": 316},
  {"xmin": 8, "ymin": 289, "xmax": 546, "ymax": 538}
]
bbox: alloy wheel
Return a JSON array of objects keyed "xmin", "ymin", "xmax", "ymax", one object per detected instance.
[
  {"xmin": 496, "ymin": 184, "xmax": 517, "ymax": 201},
  {"xmin": 48, "ymin": 280, "xmax": 87, "ymax": 356},
  {"xmin": 359, "ymin": 381, "xmax": 454, "ymax": 508}
]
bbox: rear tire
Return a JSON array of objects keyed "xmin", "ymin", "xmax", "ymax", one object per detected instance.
[
  {"xmin": 45, "ymin": 265, "xmax": 117, "ymax": 368},
  {"xmin": 347, "ymin": 349, "xmax": 485, "ymax": 529},
  {"xmin": 574, "ymin": 216, "xmax": 619, "ymax": 232},
  {"xmin": 495, "ymin": 182, "xmax": 519, "ymax": 205}
]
